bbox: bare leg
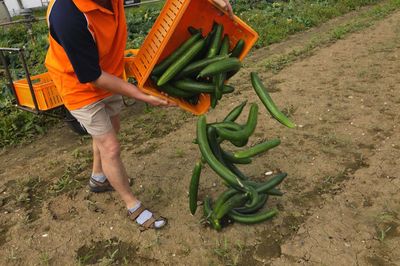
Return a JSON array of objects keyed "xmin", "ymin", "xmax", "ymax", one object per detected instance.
[
  {"xmin": 92, "ymin": 141, "xmax": 103, "ymax": 175},
  {"xmin": 93, "ymin": 129, "xmax": 139, "ymax": 209},
  {"xmin": 91, "ymin": 114, "xmax": 120, "ymax": 176}
]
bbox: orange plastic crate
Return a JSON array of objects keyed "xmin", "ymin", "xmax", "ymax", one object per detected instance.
[
  {"xmin": 126, "ymin": 0, "xmax": 259, "ymax": 115},
  {"xmin": 124, "ymin": 49, "xmax": 139, "ymax": 78},
  {"xmin": 13, "ymin": 73, "xmax": 63, "ymax": 111}
]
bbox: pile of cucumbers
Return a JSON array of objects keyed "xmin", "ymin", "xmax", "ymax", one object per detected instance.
[
  {"xmin": 151, "ymin": 22, "xmax": 245, "ymax": 107},
  {"xmin": 189, "ymin": 72, "xmax": 296, "ymax": 231}
]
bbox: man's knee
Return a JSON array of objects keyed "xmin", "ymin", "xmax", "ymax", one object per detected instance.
[
  {"xmin": 111, "ymin": 115, "xmax": 120, "ymax": 133},
  {"xmin": 105, "ymin": 142, "xmax": 121, "ymax": 159},
  {"xmin": 95, "ymin": 135, "xmax": 121, "ymax": 159}
]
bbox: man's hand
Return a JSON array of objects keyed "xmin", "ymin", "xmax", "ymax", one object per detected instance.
[
  {"xmin": 136, "ymin": 92, "xmax": 177, "ymax": 107},
  {"xmin": 213, "ymin": 0, "xmax": 234, "ymax": 19}
]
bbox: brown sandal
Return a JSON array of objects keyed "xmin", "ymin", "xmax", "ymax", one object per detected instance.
[{"xmin": 128, "ymin": 205, "xmax": 168, "ymax": 231}]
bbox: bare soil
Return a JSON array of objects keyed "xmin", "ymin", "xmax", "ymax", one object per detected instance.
[{"xmin": 1, "ymin": 8, "xmax": 400, "ymax": 266}]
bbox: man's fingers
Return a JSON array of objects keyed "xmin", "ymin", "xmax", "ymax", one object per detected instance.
[
  {"xmin": 220, "ymin": 0, "xmax": 233, "ymax": 18},
  {"xmin": 227, "ymin": 5, "xmax": 234, "ymax": 18},
  {"xmin": 149, "ymin": 95, "xmax": 177, "ymax": 107}
]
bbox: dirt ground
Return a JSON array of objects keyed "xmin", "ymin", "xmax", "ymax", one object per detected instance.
[{"xmin": 1, "ymin": 7, "xmax": 400, "ymax": 266}]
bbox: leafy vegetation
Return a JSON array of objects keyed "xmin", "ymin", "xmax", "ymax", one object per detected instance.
[
  {"xmin": 0, "ymin": 0, "xmax": 395, "ymax": 148},
  {"xmin": 234, "ymin": 0, "xmax": 382, "ymax": 47}
]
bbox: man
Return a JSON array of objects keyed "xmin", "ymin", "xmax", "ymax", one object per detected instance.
[{"xmin": 45, "ymin": 0, "xmax": 233, "ymax": 230}]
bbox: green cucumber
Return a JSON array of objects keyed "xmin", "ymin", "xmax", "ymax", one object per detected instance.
[
  {"xmin": 226, "ymin": 68, "xmax": 240, "ymax": 80},
  {"xmin": 203, "ymin": 196, "xmax": 221, "ymax": 230},
  {"xmin": 188, "ymin": 26, "xmax": 202, "ymax": 35},
  {"xmin": 198, "ymin": 58, "xmax": 241, "ymax": 78},
  {"xmin": 189, "ymin": 161, "xmax": 202, "ymax": 215},
  {"xmin": 215, "ymin": 35, "xmax": 230, "ymax": 100},
  {"xmin": 230, "ymin": 39, "xmax": 245, "ymax": 58},
  {"xmin": 219, "ymin": 35, "xmax": 230, "ymax": 55},
  {"xmin": 251, "ymin": 72, "xmax": 296, "ymax": 128},
  {"xmin": 197, "ymin": 26, "xmax": 216, "ymax": 59},
  {"xmin": 220, "ymin": 149, "xmax": 252, "ymax": 164},
  {"xmin": 254, "ymin": 173, "xmax": 287, "ymax": 194},
  {"xmin": 151, "ymin": 76, "xmax": 197, "ymax": 98},
  {"xmin": 209, "ymin": 121, "xmax": 243, "ymax": 145},
  {"xmin": 244, "ymin": 186, "xmax": 260, "ymax": 209},
  {"xmin": 234, "ymin": 194, "xmax": 268, "ymax": 214},
  {"xmin": 209, "ymin": 121, "xmax": 243, "ymax": 131},
  {"xmin": 216, "ymin": 148, "xmax": 250, "ymax": 181},
  {"xmin": 157, "ymin": 39, "xmax": 205, "ymax": 86},
  {"xmin": 215, "ymin": 193, "xmax": 248, "ymax": 220},
  {"xmin": 233, "ymin": 138, "xmax": 281, "ymax": 159},
  {"xmin": 152, "ymin": 33, "xmax": 202, "ymax": 76},
  {"xmin": 207, "ymin": 23, "xmax": 224, "ymax": 58},
  {"xmin": 197, "ymin": 115, "xmax": 245, "ymax": 191},
  {"xmin": 245, "ymin": 180, "xmax": 284, "ymax": 196},
  {"xmin": 222, "ymin": 85, "xmax": 235, "ymax": 94},
  {"xmin": 266, "ymin": 188, "xmax": 284, "ymax": 196},
  {"xmin": 223, "ymin": 160, "xmax": 249, "ymax": 180},
  {"xmin": 175, "ymin": 55, "xmax": 228, "ymax": 79},
  {"xmin": 203, "ymin": 196, "xmax": 213, "ymax": 218},
  {"xmin": 210, "ymin": 93, "xmax": 218, "ymax": 109},
  {"xmin": 173, "ymin": 79, "xmax": 215, "ymax": 93},
  {"xmin": 207, "ymin": 126, "xmax": 224, "ymax": 162},
  {"xmin": 160, "ymin": 84, "xmax": 197, "ymax": 98},
  {"xmin": 206, "ymin": 126, "xmax": 248, "ymax": 182},
  {"xmin": 231, "ymin": 138, "xmax": 249, "ymax": 147},
  {"xmin": 223, "ymin": 100, "xmax": 247, "ymax": 122},
  {"xmin": 216, "ymin": 103, "xmax": 258, "ymax": 142},
  {"xmin": 185, "ymin": 94, "xmax": 200, "ymax": 105},
  {"xmin": 213, "ymin": 189, "xmax": 238, "ymax": 215},
  {"xmin": 228, "ymin": 208, "xmax": 278, "ymax": 224}
]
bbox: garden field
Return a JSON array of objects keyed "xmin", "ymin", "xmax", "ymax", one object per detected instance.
[{"xmin": 0, "ymin": 0, "xmax": 399, "ymax": 265}]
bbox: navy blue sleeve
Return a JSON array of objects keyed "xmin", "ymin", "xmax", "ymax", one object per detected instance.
[{"xmin": 49, "ymin": 0, "xmax": 101, "ymax": 83}]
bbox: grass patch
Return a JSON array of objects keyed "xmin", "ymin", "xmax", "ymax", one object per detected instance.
[
  {"xmin": 235, "ymin": 0, "xmax": 384, "ymax": 47},
  {"xmin": 259, "ymin": 0, "xmax": 400, "ymax": 73},
  {"xmin": 1, "ymin": 0, "xmax": 398, "ymax": 147},
  {"xmin": 213, "ymin": 237, "xmax": 244, "ymax": 266},
  {"xmin": 76, "ymin": 238, "xmax": 138, "ymax": 265},
  {"xmin": 2, "ymin": 176, "xmax": 49, "ymax": 223},
  {"xmin": 49, "ymin": 162, "xmax": 87, "ymax": 195}
]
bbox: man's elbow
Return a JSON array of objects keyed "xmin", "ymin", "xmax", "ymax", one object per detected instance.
[{"xmin": 89, "ymin": 71, "xmax": 104, "ymax": 87}]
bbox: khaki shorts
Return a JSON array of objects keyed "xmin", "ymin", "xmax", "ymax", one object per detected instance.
[{"xmin": 70, "ymin": 94, "xmax": 124, "ymax": 136}]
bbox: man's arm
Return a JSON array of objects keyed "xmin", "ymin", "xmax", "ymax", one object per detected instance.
[
  {"xmin": 49, "ymin": 1, "xmax": 173, "ymax": 107},
  {"xmin": 91, "ymin": 71, "xmax": 175, "ymax": 107}
]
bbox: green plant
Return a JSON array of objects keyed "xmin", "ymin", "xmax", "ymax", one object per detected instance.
[
  {"xmin": 50, "ymin": 162, "xmax": 85, "ymax": 194},
  {"xmin": 39, "ymin": 252, "xmax": 51, "ymax": 266},
  {"xmin": 213, "ymin": 237, "xmax": 241, "ymax": 266},
  {"xmin": 234, "ymin": 0, "xmax": 382, "ymax": 47}
]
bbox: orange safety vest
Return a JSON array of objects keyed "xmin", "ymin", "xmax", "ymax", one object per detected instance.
[{"xmin": 45, "ymin": 0, "xmax": 127, "ymax": 110}]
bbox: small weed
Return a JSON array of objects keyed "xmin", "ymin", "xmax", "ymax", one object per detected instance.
[
  {"xmin": 49, "ymin": 162, "xmax": 85, "ymax": 194},
  {"xmin": 77, "ymin": 251, "xmax": 95, "ymax": 266},
  {"xmin": 50, "ymin": 175, "xmax": 81, "ymax": 194},
  {"xmin": 148, "ymin": 186, "xmax": 163, "ymax": 200},
  {"xmin": 281, "ymin": 104, "xmax": 297, "ymax": 118},
  {"xmin": 213, "ymin": 237, "xmax": 241, "ymax": 266},
  {"xmin": 98, "ymin": 248, "xmax": 119, "ymax": 266},
  {"xmin": 7, "ymin": 248, "xmax": 19, "ymax": 262},
  {"xmin": 39, "ymin": 252, "xmax": 51, "ymax": 266},
  {"xmin": 378, "ymin": 226, "xmax": 392, "ymax": 242},
  {"xmin": 374, "ymin": 209, "xmax": 399, "ymax": 242},
  {"xmin": 77, "ymin": 237, "xmax": 137, "ymax": 265},
  {"xmin": 175, "ymin": 148, "xmax": 186, "ymax": 158},
  {"xmin": 143, "ymin": 234, "xmax": 161, "ymax": 249},
  {"xmin": 71, "ymin": 148, "xmax": 92, "ymax": 163}
]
